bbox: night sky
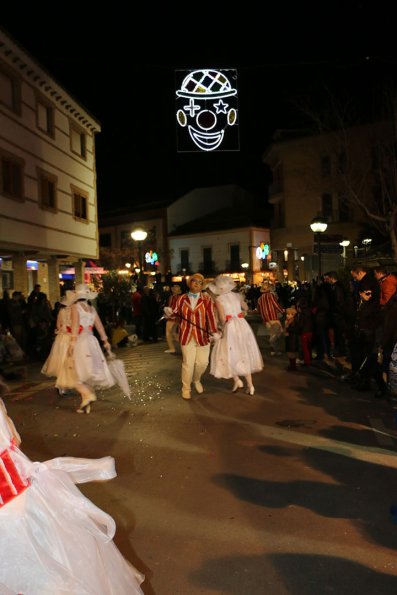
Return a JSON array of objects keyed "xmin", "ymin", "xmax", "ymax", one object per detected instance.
[{"xmin": 1, "ymin": 3, "xmax": 395, "ymax": 212}]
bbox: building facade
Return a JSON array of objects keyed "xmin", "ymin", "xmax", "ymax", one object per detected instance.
[
  {"xmin": 264, "ymin": 123, "xmax": 392, "ymax": 280},
  {"xmin": 0, "ymin": 29, "xmax": 101, "ymax": 303}
]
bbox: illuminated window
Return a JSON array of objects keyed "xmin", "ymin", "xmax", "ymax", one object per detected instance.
[
  {"xmin": 0, "ymin": 62, "xmax": 21, "ymax": 114},
  {"xmin": 38, "ymin": 169, "xmax": 57, "ymax": 211},
  {"xmin": 71, "ymin": 185, "xmax": 88, "ymax": 222},
  {"xmin": 0, "ymin": 149, "xmax": 24, "ymax": 200},
  {"xmin": 70, "ymin": 123, "xmax": 87, "ymax": 159}
]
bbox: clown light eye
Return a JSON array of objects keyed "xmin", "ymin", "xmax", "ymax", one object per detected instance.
[
  {"xmin": 228, "ymin": 109, "xmax": 237, "ymax": 125},
  {"xmin": 197, "ymin": 110, "xmax": 216, "ymax": 130},
  {"xmin": 177, "ymin": 110, "xmax": 187, "ymax": 127}
]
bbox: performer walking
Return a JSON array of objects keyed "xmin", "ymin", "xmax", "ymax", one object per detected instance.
[
  {"xmin": 69, "ymin": 284, "xmax": 114, "ymax": 413},
  {"xmin": 209, "ymin": 275, "xmax": 263, "ymax": 395},
  {"xmin": 41, "ymin": 290, "xmax": 76, "ymax": 394},
  {"xmin": 0, "ymin": 383, "xmax": 145, "ymax": 594},
  {"xmin": 164, "ymin": 273, "xmax": 219, "ymax": 399},
  {"xmin": 256, "ymin": 281, "xmax": 284, "ymax": 355}
]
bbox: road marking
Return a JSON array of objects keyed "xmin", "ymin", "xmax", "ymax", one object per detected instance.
[
  {"xmin": 368, "ymin": 417, "xmax": 396, "ymax": 447},
  {"xmin": 192, "ymin": 406, "xmax": 397, "ymax": 469}
]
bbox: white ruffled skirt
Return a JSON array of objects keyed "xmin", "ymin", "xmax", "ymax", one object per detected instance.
[{"xmin": 0, "ymin": 452, "xmax": 144, "ymax": 595}]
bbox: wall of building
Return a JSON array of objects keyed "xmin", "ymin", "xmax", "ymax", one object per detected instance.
[{"xmin": 0, "ymin": 30, "xmax": 101, "ymax": 302}]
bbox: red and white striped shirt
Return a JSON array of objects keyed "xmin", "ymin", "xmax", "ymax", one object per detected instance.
[
  {"xmin": 173, "ymin": 293, "xmax": 217, "ymax": 346},
  {"xmin": 257, "ymin": 292, "xmax": 284, "ymax": 322}
]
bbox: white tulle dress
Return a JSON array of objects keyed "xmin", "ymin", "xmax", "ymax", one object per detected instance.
[
  {"xmin": 73, "ymin": 303, "xmax": 114, "ymax": 389},
  {"xmin": 0, "ymin": 398, "xmax": 145, "ymax": 594},
  {"xmin": 41, "ymin": 306, "xmax": 77, "ymax": 390},
  {"xmin": 210, "ymin": 292, "xmax": 264, "ymax": 378}
]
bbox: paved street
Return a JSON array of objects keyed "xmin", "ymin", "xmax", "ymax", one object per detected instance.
[{"xmin": 3, "ymin": 332, "xmax": 397, "ymax": 595}]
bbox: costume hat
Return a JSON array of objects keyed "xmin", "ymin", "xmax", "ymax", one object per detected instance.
[
  {"xmin": 60, "ymin": 290, "xmax": 76, "ymax": 306},
  {"xmin": 73, "ymin": 283, "xmax": 98, "ymax": 301},
  {"xmin": 187, "ymin": 273, "xmax": 206, "ymax": 289},
  {"xmin": 208, "ymin": 275, "xmax": 236, "ymax": 296}
]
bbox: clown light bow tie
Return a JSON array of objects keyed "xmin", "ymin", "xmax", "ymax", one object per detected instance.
[{"xmin": 189, "ymin": 292, "xmax": 199, "ymax": 298}]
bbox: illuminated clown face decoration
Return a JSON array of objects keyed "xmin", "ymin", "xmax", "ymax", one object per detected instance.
[{"xmin": 176, "ymin": 69, "xmax": 239, "ymax": 152}]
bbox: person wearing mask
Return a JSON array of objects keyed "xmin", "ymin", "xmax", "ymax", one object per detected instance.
[
  {"xmin": 209, "ymin": 275, "xmax": 263, "ymax": 395},
  {"xmin": 68, "ymin": 284, "xmax": 114, "ymax": 413},
  {"xmin": 164, "ymin": 273, "xmax": 219, "ymax": 400},
  {"xmin": 256, "ymin": 281, "xmax": 284, "ymax": 356}
]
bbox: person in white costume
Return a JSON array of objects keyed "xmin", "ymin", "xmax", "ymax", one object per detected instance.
[
  {"xmin": 68, "ymin": 284, "xmax": 114, "ymax": 414},
  {"xmin": 209, "ymin": 275, "xmax": 264, "ymax": 395},
  {"xmin": 41, "ymin": 290, "xmax": 77, "ymax": 394},
  {"xmin": 0, "ymin": 383, "xmax": 145, "ymax": 595}
]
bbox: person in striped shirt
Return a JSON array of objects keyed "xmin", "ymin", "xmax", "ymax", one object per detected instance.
[
  {"xmin": 164, "ymin": 273, "xmax": 219, "ymax": 399},
  {"xmin": 256, "ymin": 282, "xmax": 285, "ymax": 355}
]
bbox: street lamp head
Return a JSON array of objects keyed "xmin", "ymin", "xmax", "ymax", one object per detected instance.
[
  {"xmin": 362, "ymin": 238, "xmax": 372, "ymax": 245},
  {"xmin": 131, "ymin": 228, "xmax": 148, "ymax": 242},
  {"xmin": 339, "ymin": 239, "xmax": 350, "ymax": 247},
  {"xmin": 241, "ymin": 262, "xmax": 249, "ymax": 269},
  {"xmin": 310, "ymin": 216, "xmax": 328, "ymax": 234}
]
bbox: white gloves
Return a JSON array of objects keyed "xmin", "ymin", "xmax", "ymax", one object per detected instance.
[
  {"xmin": 210, "ymin": 332, "xmax": 221, "ymax": 341},
  {"xmin": 163, "ymin": 306, "xmax": 173, "ymax": 318}
]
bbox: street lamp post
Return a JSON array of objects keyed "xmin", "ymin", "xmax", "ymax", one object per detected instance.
[
  {"xmin": 241, "ymin": 262, "xmax": 249, "ymax": 284},
  {"xmin": 310, "ymin": 216, "xmax": 328, "ymax": 279},
  {"xmin": 130, "ymin": 228, "xmax": 148, "ymax": 285},
  {"xmin": 339, "ymin": 239, "xmax": 350, "ymax": 268},
  {"xmin": 362, "ymin": 237, "xmax": 372, "ymax": 257}
]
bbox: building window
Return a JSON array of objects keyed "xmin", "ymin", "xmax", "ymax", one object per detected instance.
[
  {"xmin": 70, "ymin": 123, "xmax": 87, "ymax": 159},
  {"xmin": 180, "ymin": 249, "xmax": 189, "ymax": 272},
  {"xmin": 338, "ymin": 194, "xmax": 350, "ymax": 222},
  {"xmin": 274, "ymin": 199, "xmax": 285, "ymax": 227},
  {"xmin": 271, "ymin": 162, "xmax": 283, "ymax": 194},
  {"xmin": 120, "ymin": 230, "xmax": 133, "ymax": 249},
  {"xmin": 321, "ymin": 193, "xmax": 333, "ymax": 219},
  {"xmin": 0, "ymin": 150, "xmax": 24, "ymax": 200},
  {"xmin": 337, "ymin": 151, "xmax": 347, "ymax": 174},
  {"xmin": 71, "ymin": 185, "xmax": 88, "ymax": 222},
  {"xmin": 230, "ymin": 244, "xmax": 240, "ymax": 270},
  {"xmin": 38, "ymin": 169, "xmax": 57, "ymax": 211},
  {"xmin": 203, "ymin": 247, "xmax": 212, "ymax": 265},
  {"xmin": 321, "ymin": 155, "xmax": 331, "ymax": 177},
  {"xmin": 1, "ymin": 271, "xmax": 13, "ymax": 290},
  {"xmin": 100, "ymin": 233, "xmax": 112, "ymax": 248},
  {"xmin": 0, "ymin": 62, "xmax": 21, "ymax": 114},
  {"xmin": 203, "ymin": 247, "xmax": 212, "ymax": 274},
  {"xmin": 36, "ymin": 96, "xmax": 54, "ymax": 137}
]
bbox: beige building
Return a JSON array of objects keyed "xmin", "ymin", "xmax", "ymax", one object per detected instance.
[
  {"xmin": 264, "ymin": 123, "xmax": 392, "ymax": 280},
  {"xmin": 0, "ymin": 29, "xmax": 101, "ymax": 303},
  {"xmin": 168, "ymin": 185, "xmax": 271, "ymax": 284},
  {"xmin": 99, "ymin": 202, "xmax": 170, "ymax": 282}
]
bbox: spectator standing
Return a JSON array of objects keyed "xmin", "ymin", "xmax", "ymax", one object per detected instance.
[
  {"xmin": 285, "ymin": 305, "xmax": 299, "ymax": 371},
  {"xmin": 374, "ymin": 267, "xmax": 397, "ymax": 306},
  {"xmin": 164, "ymin": 284, "xmax": 181, "ymax": 354}
]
